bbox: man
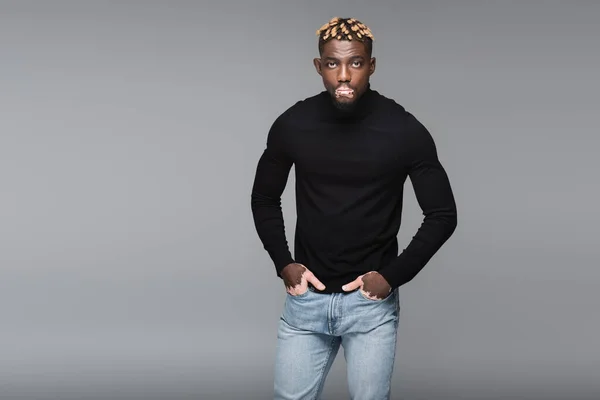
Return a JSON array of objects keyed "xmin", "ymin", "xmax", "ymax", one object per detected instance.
[{"xmin": 251, "ymin": 16, "xmax": 457, "ymax": 400}]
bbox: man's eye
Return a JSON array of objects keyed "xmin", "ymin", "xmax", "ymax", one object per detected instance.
[
  {"xmin": 352, "ymin": 61, "xmax": 362, "ymax": 67},
  {"xmin": 327, "ymin": 62, "xmax": 337, "ymax": 68}
]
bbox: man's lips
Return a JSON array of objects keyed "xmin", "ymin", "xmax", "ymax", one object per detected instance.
[{"xmin": 335, "ymin": 87, "xmax": 354, "ymax": 98}]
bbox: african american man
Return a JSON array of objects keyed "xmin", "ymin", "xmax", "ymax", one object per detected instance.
[{"xmin": 251, "ymin": 16, "xmax": 458, "ymax": 400}]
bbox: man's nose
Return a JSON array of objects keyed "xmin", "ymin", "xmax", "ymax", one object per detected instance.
[{"xmin": 337, "ymin": 66, "xmax": 350, "ymax": 82}]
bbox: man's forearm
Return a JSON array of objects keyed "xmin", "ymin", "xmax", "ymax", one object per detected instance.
[
  {"xmin": 378, "ymin": 205, "xmax": 457, "ymax": 290},
  {"xmin": 251, "ymin": 190, "xmax": 295, "ymax": 275}
]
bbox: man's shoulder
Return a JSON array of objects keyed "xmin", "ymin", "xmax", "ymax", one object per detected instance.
[
  {"xmin": 371, "ymin": 91, "xmax": 430, "ymax": 140},
  {"xmin": 372, "ymin": 90, "xmax": 410, "ymax": 120},
  {"xmin": 276, "ymin": 91, "xmax": 326, "ymax": 122},
  {"xmin": 266, "ymin": 92, "xmax": 325, "ymax": 140}
]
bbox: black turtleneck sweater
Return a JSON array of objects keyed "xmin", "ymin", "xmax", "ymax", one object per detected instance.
[{"xmin": 251, "ymin": 87, "xmax": 457, "ymax": 293}]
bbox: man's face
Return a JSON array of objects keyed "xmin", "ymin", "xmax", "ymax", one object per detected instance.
[{"xmin": 313, "ymin": 39, "xmax": 376, "ymax": 111}]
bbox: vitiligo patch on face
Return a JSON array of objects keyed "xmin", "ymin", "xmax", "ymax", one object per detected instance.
[{"xmin": 335, "ymin": 88, "xmax": 355, "ymax": 98}]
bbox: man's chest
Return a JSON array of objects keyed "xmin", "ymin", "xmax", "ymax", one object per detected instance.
[{"xmin": 286, "ymin": 126, "xmax": 406, "ymax": 183}]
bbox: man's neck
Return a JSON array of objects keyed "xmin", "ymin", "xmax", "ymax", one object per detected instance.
[{"xmin": 321, "ymin": 84, "xmax": 377, "ymax": 122}]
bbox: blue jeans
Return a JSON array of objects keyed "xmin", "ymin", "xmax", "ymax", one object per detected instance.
[{"xmin": 274, "ymin": 285, "xmax": 400, "ymax": 400}]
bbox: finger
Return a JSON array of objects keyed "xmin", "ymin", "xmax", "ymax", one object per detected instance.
[
  {"xmin": 342, "ymin": 276, "xmax": 363, "ymax": 291},
  {"xmin": 288, "ymin": 280, "xmax": 308, "ymax": 295},
  {"xmin": 304, "ymin": 270, "xmax": 326, "ymax": 290}
]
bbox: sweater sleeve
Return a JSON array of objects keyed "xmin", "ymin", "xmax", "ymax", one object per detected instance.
[
  {"xmin": 250, "ymin": 114, "xmax": 295, "ymax": 277},
  {"xmin": 378, "ymin": 114, "xmax": 458, "ymax": 290}
]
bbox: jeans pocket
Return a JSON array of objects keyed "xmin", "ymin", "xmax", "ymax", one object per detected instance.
[
  {"xmin": 357, "ymin": 287, "xmax": 390, "ymax": 302},
  {"xmin": 287, "ymin": 285, "xmax": 313, "ymax": 298}
]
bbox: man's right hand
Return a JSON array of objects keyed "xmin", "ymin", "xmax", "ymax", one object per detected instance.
[{"xmin": 281, "ymin": 263, "xmax": 326, "ymax": 296}]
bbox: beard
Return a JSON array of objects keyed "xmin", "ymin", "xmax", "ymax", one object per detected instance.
[
  {"xmin": 331, "ymin": 97, "xmax": 357, "ymax": 112},
  {"xmin": 328, "ymin": 90, "xmax": 359, "ymax": 112}
]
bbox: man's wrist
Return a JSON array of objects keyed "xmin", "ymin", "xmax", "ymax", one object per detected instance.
[
  {"xmin": 375, "ymin": 270, "xmax": 394, "ymax": 292},
  {"xmin": 276, "ymin": 258, "xmax": 296, "ymax": 276}
]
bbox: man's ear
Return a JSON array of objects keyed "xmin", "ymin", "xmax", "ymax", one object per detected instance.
[
  {"xmin": 313, "ymin": 58, "xmax": 323, "ymax": 76},
  {"xmin": 369, "ymin": 57, "xmax": 376, "ymax": 76}
]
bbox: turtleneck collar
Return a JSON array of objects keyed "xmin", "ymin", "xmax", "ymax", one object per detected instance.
[{"xmin": 318, "ymin": 84, "xmax": 378, "ymax": 122}]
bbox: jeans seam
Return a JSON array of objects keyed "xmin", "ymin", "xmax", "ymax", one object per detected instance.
[
  {"xmin": 387, "ymin": 289, "xmax": 400, "ymax": 397},
  {"xmin": 387, "ymin": 316, "xmax": 400, "ymax": 397},
  {"xmin": 312, "ymin": 336, "xmax": 337, "ymax": 400}
]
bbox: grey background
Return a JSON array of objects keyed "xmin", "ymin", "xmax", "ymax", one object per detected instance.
[{"xmin": 1, "ymin": 1, "xmax": 598, "ymax": 399}]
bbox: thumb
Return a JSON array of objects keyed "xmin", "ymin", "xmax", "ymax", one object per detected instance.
[
  {"xmin": 342, "ymin": 276, "xmax": 363, "ymax": 292},
  {"xmin": 304, "ymin": 270, "xmax": 326, "ymax": 291}
]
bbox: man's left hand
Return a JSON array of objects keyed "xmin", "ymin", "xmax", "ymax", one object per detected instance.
[{"xmin": 342, "ymin": 271, "xmax": 392, "ymax": 300}]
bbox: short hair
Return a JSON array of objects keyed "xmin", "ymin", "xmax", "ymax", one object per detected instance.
[{"xmin": 316, "ymin": 17, "xmax": 374, "ymax": 56}]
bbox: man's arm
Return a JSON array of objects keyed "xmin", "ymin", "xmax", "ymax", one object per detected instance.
[
  {"xmin": 377, "ymin": 114, "xmax": 458, "ymax": 290},
  {"xmin": 250, "ymin": 115, "xmax": 296, "ymax": 277}
]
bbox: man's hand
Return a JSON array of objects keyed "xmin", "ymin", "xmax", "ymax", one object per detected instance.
[
  {"xmin": 342, "ymin": 271, "xmax": 391, "ymax": 300},
  {"xmin": 281, "ymin": 263, "xmax": 326, "ymax": 295}
]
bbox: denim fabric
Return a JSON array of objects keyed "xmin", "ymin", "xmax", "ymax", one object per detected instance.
[{"xmin": 274, "ymin": 286, "xmax": 400, "ymax": 400}]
